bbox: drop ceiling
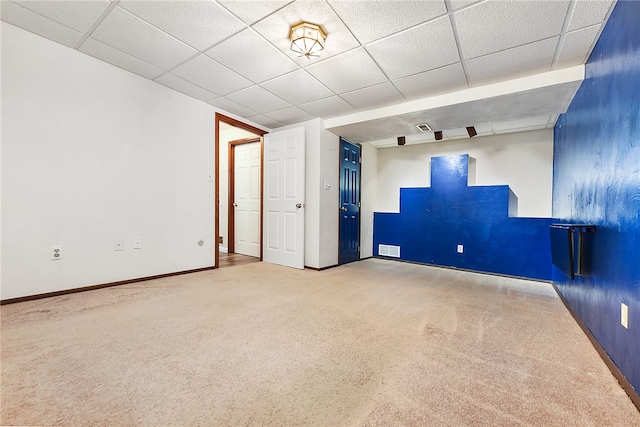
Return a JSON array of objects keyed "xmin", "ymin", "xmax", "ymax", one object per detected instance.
[{"xmin": 1, "ymin": 0, "xmax": 616, "ymax": 146}]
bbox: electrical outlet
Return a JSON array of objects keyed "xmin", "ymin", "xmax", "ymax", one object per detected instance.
[
  {"xmin": 51, "ymin": 245, "xmax": 63, "ymax": 260},
  {"xmin": 457, "ymin": 244, "xmax": 464, "ymax": 254},
  {"xmin": 621, "ymin": 303, "xmax": 629, "ymax": 329},
  {"xmin": 114, "ymin": 238, "xmax": 124, "ymax": 251},
  {"xmin": 133, "ymin": 237, "xmax": 142, "ymax": 249}
]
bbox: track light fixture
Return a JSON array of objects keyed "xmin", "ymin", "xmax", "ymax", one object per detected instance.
[
  {"xmin": 466, "ymin": 126, "xmax": 477, "ymax": 137},
  {"xmin": 434, "ymin": 131, "xmax": 443, "ymax": 141},
  {"xmin": 397, "ymin": 136, "xmax": 406, "ymax": 146}
]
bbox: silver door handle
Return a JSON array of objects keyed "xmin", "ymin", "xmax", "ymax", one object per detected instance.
[
  {"xmin": 340, "ymin": 206, "xmax": 347, "ymax": 211},
  {"xmin": 233, "ymin": 202, "xmax": 238, "ymax": 207},
  {"xmin": 296, "ymin": 203, "xmax": 304, "ymax": 208}
]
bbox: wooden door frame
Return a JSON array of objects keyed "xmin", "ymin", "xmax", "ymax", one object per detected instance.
[
  {"xmin": 215, "ymin": 113, "xmax": 266, "ymax": 269},
  {"xmin": 228, "ymin": 137, "xmax": 263, "ymax": 257}
]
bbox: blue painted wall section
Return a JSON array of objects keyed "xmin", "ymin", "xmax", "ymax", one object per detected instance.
[
  {"xmin": 373, "ymin": 154, "xmax": 553, "ymax": 281},
  {"xmin": 553, "ymin": 0, "xmax": 640, "ymax": 394}
]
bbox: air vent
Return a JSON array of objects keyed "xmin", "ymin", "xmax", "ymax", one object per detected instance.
[
  {"xmin": 379, "ymin": 244, "xmax": 400, "ymax": 258},
  {"xmin": 416, "ymin": 123, "xmax": 432, "ymax": 132}
]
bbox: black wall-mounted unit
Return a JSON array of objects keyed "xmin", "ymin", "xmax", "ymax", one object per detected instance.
[{"xmin": 550, "ymin": 224, "xmax": 596, "ymax": 280}]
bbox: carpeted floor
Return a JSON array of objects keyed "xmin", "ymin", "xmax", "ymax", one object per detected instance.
[{"xmin": 1, "ymin": 259, "xmax": 638, "ymax": 426}]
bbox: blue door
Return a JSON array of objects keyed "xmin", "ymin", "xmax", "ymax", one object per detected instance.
[{"xmin": 339, "ymin": 138, "xmax": 361, "ymax": 264}]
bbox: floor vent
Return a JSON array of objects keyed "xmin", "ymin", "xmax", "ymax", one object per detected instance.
[{"xmin": 379, "ymin": 244, "xmax": 400, "ymax": 258}]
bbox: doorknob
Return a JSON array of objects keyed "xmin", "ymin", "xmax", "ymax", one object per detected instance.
[
  {"xmin": 233, "ymin": 202, "xmax": 238, "ymax": 207},
  {"xmin": 340, "ymin": 206, "xmax": 347, "ymax": 211},
  {"xmin": 296, "ymin": 203, "xmax": 304, "ymax": 208}
]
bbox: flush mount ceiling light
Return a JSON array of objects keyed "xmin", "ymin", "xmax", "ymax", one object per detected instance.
[{"xmin": 290, "ymin": 22, "xmax": 327, "ymax": 59}]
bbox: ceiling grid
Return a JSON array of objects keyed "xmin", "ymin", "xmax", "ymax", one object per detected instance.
[{"xmin": 1, "ymin": 0, "xmax": 618, "ymax": 146}]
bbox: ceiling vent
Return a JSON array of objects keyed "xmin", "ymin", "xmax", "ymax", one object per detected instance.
[{"xmin": 416, "ymin": 123, "xmax": 432, "ymax": 132}]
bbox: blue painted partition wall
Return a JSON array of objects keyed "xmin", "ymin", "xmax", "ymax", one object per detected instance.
[
  {"xmin": 373, "ymin": 154, "xmax": 552, "ymax": 281},
  {"xmin": 553, "ymin": 0, "xmax": 640, "ymax": 394}
]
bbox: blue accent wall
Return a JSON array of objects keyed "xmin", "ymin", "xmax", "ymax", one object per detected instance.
[
  {"xmin": 553, "ymin": 0, "xmax": 640, "ymax": 393},
  {"xmin": 373, "ymin": 154, "xmax": 553, "ymax": 281}
]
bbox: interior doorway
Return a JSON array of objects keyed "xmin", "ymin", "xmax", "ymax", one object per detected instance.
[
  {"xmin": 215, "ymin": 113, "xmax": 266, "ymax": 269},
  {"xmin": 228, "ymin": 138, "xmax": 261, "ymax": 258}
]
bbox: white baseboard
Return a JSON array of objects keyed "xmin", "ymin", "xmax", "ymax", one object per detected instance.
[{"xmin": 219, "ymin": 246, "xmax": 228, "ymax": 253}]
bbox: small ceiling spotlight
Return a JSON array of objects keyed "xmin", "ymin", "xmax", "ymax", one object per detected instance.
[
  {"xmin": 397, "ymin": 136, "xmax": 406, "ymax": 146},
  {"xmin": 466, "ymin": 126, "xmax": 477, "ymax": 137},
  {"xmin": 434, "ymin": 131, "xmax": 443, "ymax": 141},
  {"xmin": 290, "ymin": 22, "xmax": 327, "ymax": 59}
]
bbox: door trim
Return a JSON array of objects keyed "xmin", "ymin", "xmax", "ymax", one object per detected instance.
[
  {"xmin": 228, "ymin": 137, "xmax": 262, "ymax": 258},
  {"xmin": 215, "ymin": 113, "xmax": 266, "ymax": 269}
]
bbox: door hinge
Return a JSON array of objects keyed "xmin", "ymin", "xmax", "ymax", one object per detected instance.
[
  {"xmin": 358, "ymin": 202, "xmax": 361, "ymax": 208},
  {"xmin": 359, "ymin": 157, "xmax": 362, "ymax": 163},
  {"xmin": 357, "ymin": 245, "xmax": 360, "ymax": 252}
]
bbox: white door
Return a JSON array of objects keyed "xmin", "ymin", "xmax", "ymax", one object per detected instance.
[
  {"xmin": 263, "ymin": 127, "xmax": 305, "ymax": 269},
  {"xmin": 234, "ymin": 142, "xmax": 261, "ymax": 257}
]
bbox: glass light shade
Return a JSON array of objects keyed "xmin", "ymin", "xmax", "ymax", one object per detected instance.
[{"xmin": 290, "ymin": 22, "xmax": 326, "ymax": 59}]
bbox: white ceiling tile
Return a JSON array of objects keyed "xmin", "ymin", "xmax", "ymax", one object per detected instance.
[
  {"xmin": 155, "ymin": 73, "xmax": 218, "ymax": 102},
  {"xmin": 252, "ymin": 0, "xmax": 360, "ymax": 65},
  {"xmin": 450, "ymin": 0, "xmax": 482, "ymax": 10},
  {"xmin": 261, "ymin": 69, "xmax": 333, "ymax": 105},
  {"xmin": 306, "ymin": 48, "xmax": 388, "ymax": 94},
  {"xmin": 1, "ymin": 1, "xmax": 83, "ymax": 48},
  {"xmin": 12, "ymin": 0, "xmax": 110, "ymax": 32},
  {"xmin": 218, "ymin": 0, "xmax": 292, "ymax": 25},
  {"xmin": 172, "ymin": 55, "xmax": 252, "ymax": 96},
  {"xmin": 366, "ymin": 16, "xmax": 460, "ymax": 80},
  {"xmin": 226, "ymin": 85, "xmax": 291, "ymax": 114},
  {"xmin": 568, "ymin": 0, "xmax": 614, "ymax": 31},
  {"xmin": 299, "ymin": 96, "xmax": 357, "ymax": 118},
  {"xmin": 327, "ymin": 0, "xmax": 446, "ymax": 44},
  {"xmin": 455, "ymin": 0, "xmax": 569, "ymax": 59},
  {"xmin": 205, "ymin": 28, "xmax": 298, "ymax": 83},
  {"xmin": 466, "ymin": 37, "xmax": 559, "ymax": 87},
  {"xmin": 340, "ymin": 82, "xmax": 405, "ymax": 110},
  {"xmin": 247, "ymin": 114, "xmax": 285, "ymax": 129},
  {"xmin": 556, "ymin": 25, "xmax": 601, "ymax": 69},
  {"xmin": 80, "ymin": 37, "xmax": 164, "ymax": 80},
  {"xmin": 265, "ymin": 107, "xmax": 315, "ymax": 124},
  {"xmin": 119, "ymin": 0, "xmax": 245, "ymax": 51},
  {"xmin": 393, "ymin": 63, "xmax": 468, "ymax": 100},
  {"xmin": 208, "ymin": 97, "xmax": 260, "ymax": 117},
  {"xmin": 90, "ymin": 7, "xmax": 198, "ymax": 70}
]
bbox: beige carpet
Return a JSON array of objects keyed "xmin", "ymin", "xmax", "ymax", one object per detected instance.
[{"xmin": 1, "ymin": 259, "xmax": 638, "ymax": 426}]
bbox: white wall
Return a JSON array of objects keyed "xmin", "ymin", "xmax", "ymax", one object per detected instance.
[
  {"xmin": 218, "ymin": 124, "xmax": 261, "ymax": 252},
  {"xmin": 360, "ymin": 142, "xmax": 378, "ymax": 258},
  {"xmin": 1, "ymin": 23, "xmax": 217, "ymax": 299},
  {"xmin": 318, "ymin": 126, "xmax": 339, "ymax": 268},
  {"xmin": 375, "ymin": 129, "xmax": 554, "ymax": 217}
]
